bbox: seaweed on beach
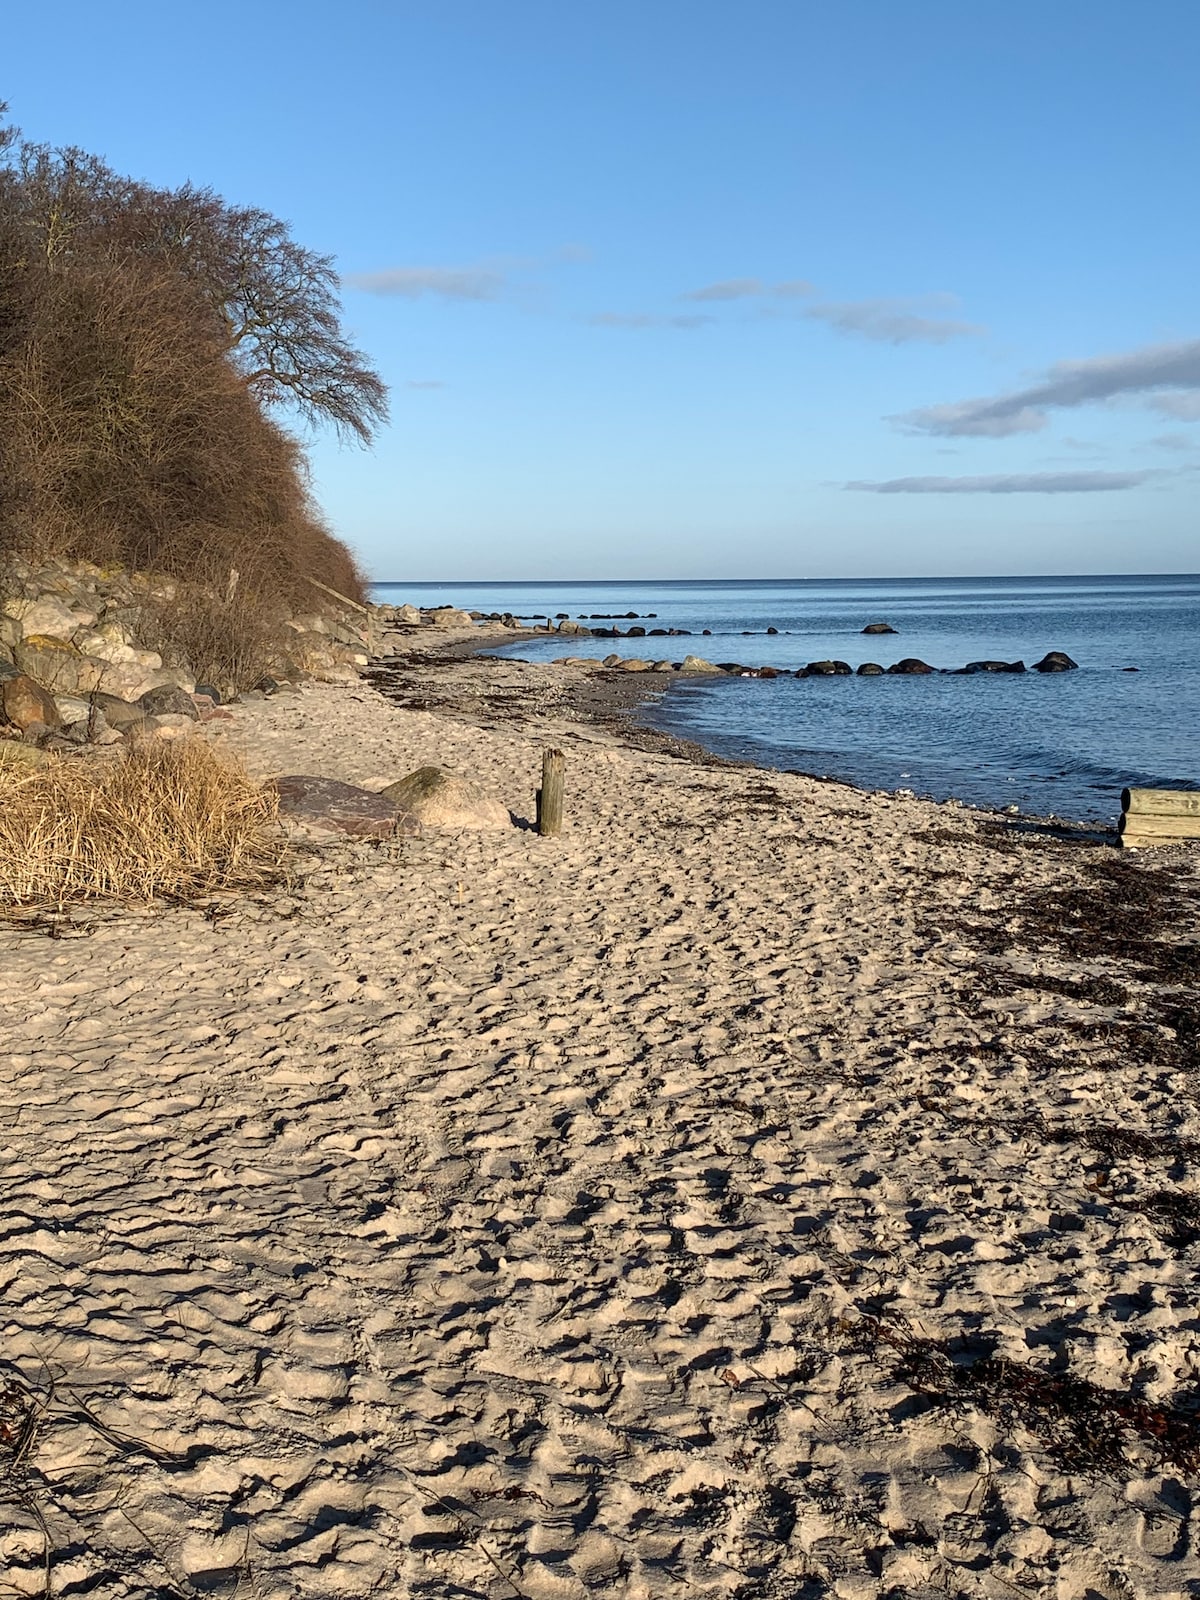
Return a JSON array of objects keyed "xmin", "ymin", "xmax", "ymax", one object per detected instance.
[
  {"xmin": 1002, "ymin": 1115, "xmax": 1200, "ymax": 1163},
  {"xmin": 1117, "ymin": 1189, "xmax": 1200, "ymax": 1247},
  {"xmin": 845, "ymin": 1316, "xmax": 1200, "ymax": 1477},
  {"xmin": 966, "ymin": 967, "xmax": 1132, "ymax": 1008},
  {"xmin": 941, "ymin": 853, "xmax": 1199, "ymax": 977}
]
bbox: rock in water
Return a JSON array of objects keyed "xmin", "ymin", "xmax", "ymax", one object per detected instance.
[
  {"xmin": 857, "ymin": 662, "xmax": 885, "ymax": 675},
  {"xmin": 801, "ymin": 660, "xmax": 852, "ymax": 676},
  {"xmin": 1, "ymin": 674, "xmax": 63, "ymax": 731},
  {"xmin": 961, "ymin": 660, "xmax": 1026, "ymax": 674},
  {"xmin": 862, "ymin": 621, "xmax": 897, "ymax": 634},
  {"xmin": 380, "ymin": 766, "xmax": 511, "ymax": 830},
  {"xmin": 1032, "ymin": 650, "xmax": 1079, "ymax": 672},
  {"xmin": 887, "ymin": 658, "xmax": 936, "ymax": 675},
  {"xmin": 270, "ymin": 775, "xmax": 416, "ymax": 839}
]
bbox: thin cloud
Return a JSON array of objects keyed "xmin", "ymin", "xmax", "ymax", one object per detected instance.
[
  {"xmin": 846, "ymin": 471, "xmax": 1153, "ymax": 494},
  {"xmin": 1150, "ymin": 390, "xmax": 1200, "ymax": 421},
  {"xmin": 682, "ymin": 278, "xmax": 765, "ymax": 302},
  {"xmin": 809, "ymin": 297, "xmax": 982, "ymax": 345},
  {"xmin": 681, "ymin": 277, "xmax": 814, "ymax": 302},
  {"xmin": 898, "ymin": 338, "xmax": 1200, "ymax": 436},
  {"xmin": 587, "ymin": 312, "xmax": 714, "ymax": 330},
  {"xmin": 347, "ymin": 265, "xmax": 507, "ymax": 301}
]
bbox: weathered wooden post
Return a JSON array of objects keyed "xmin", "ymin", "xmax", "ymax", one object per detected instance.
[{"xmin": 537, "ymin": 749, "xmax": 565, "ymax": 836}]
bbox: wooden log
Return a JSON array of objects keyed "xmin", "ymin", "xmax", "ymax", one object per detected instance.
[
  {"xmin": 1120, "ymin": 831, "xmax": 1194, "ymax": 849},
  {"xmin": 305, "ymin": 574, "xmax": 372, "ymax": 616},
  {"xmin": 1122, "ymin": 787, "xmax": 1200, "ymax": 817},
  {"xmin": 1118, "ymin": 812, "xmax": 1200, "ymax": 838},
  {"xmin": 536, "ymin": 748, "xmax": 565, "ymax": 837}
]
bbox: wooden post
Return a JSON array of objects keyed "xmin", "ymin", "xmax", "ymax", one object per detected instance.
[{"xmin": 537, "ymin": 748, "xmax": 565, "ymax": 836}]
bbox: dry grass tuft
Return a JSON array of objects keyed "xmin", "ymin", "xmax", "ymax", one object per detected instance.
[{"xmin": 0, "ymin": 739, "xmax": 287, "ymax": 913}]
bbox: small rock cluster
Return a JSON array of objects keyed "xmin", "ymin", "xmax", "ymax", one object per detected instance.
[{"xmin": 551, "ymin": 650, "xmax": 1080, "ymax": 679}]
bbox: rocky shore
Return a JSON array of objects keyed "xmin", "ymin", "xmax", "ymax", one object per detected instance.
[{"xmin": 1, "ymin": 620, "xmax": 1198, "ymax": 1598}]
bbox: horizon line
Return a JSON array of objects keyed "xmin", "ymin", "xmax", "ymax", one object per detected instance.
[{"xmin": 370, "ymin": 570, "xmax": 1200, "ymax": 585}]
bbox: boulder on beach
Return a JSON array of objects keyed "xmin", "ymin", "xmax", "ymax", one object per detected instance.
[
  {"xmin": 678, "ymin": 655, "xmax": 722, "ymax": 673},
  {"xmin": 862, "ymin": 622, "xmax": 897, "ymax": 635},
  {"xmin": 1032, "ymin": 650, "xmax": 1078, "ymax": 672},
  {"xmin": 6, "ymin": 596, "xmax": 91, "ymax": 641},
  {"xmin": 801, "ymin": 660, "xmax": 852, "ymax": 676},
  {"xmin": 139, "ymin": 684, "xmax": 200, "ymax": 719},
  {"xmin": 887, "ymin": 658, "xmax": 936, "ymax": 675},
  {"xmin": 90, "ymin": 691, "xmax": 150, "ymax": 732},
  {"xmin": 380, "ymin": 765, "xmax": 511, "ymax": 829},
  {"xmin": 857, "ymin": 662, "xmax": 885, "ymax": 675},
  {"xmin": 1, "ymin": 673, "xmax": 62, "ymax": 731},
  {"xmin": 270, "ymin": 775, "xmax": 416, "ymax": 839},
  {"xmin": 425, "ymin": 607, "xmax": 475, "ymax": 629}
]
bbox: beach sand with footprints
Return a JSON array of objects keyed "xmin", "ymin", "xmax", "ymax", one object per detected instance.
[{"xmin": 1, "ymin": 643, "xmax": 1199, "ymax": 1598}]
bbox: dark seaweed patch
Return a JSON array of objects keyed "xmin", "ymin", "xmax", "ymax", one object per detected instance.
[{"xmin": 846, "ymin": 1316, "xmax": 1200, "ymax": 1476}]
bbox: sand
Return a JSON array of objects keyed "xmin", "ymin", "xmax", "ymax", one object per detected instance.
[{"xmin": 1, "ymin": 648, "xmax": 1198, "ymax": 1598}]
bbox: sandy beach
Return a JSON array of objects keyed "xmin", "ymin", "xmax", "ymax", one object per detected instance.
[{"xmin": 2, "ymin": 639, "xmax": 1198, "ymax": 1599}]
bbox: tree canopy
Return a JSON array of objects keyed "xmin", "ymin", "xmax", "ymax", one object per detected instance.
[
  {"xmin": 1, "ymin": 117, "xmax": 387, "ymax": 443},
  {"xmin": 0, "ymin": 104, "xmax": 381, "ymax": 603}
]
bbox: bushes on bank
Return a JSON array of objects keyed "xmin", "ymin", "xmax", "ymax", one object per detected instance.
[{"xmin": 0, "ymin": 107, "xmax": 383, "ymax": 618}]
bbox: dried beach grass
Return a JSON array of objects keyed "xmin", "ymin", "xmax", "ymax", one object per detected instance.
[{"xmin": 0, "ymin": 739, "xmax": 287, "ymax": 913}]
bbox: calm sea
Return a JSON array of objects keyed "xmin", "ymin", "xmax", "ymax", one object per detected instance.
[{"xmin": 371, "ymin": 576, "xmax": 1200, "ymax": 822}]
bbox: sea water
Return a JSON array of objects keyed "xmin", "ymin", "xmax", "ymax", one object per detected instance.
[{"xmin": 371, "ymin": 576, "xmax": 1200, "ymax": 822}]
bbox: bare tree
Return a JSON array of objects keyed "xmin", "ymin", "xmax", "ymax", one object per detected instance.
[
  {"xmin": 1, "ymin": 130, "xmax": 388, "ymax": 443},
  {"xmin": 108, "ymin": 184, "xmax": 389, "ymax": 443}
]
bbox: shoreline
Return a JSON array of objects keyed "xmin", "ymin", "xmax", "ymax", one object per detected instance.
[
  {"xmin": 369, "ymin": 628, "xmax": 1117, "ymax": 840},
  {"xmin": 1, "ymin": 658, "xmax": 1198, "ymax": 1596}
]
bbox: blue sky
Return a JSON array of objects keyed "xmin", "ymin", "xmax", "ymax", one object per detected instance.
[{"xmin": 6, "ymin": 1, "xmax": 1198, "ymax": 578}]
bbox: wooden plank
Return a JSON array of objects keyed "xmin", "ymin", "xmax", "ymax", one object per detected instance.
[
  {"xmin": 305, "ymin": 575, "xmax": 372, "ymax": 616},
  {"xmin": 1118, "ymin": 812, "xmax": 1200, "ymax": 838},
  {"xmin": 1122, "ymin": 787, "xmax": 1200, "ymax": 818},
  {"xmin": 536, "ymin": 749, "xmax": 565, "ymax": 837}
]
